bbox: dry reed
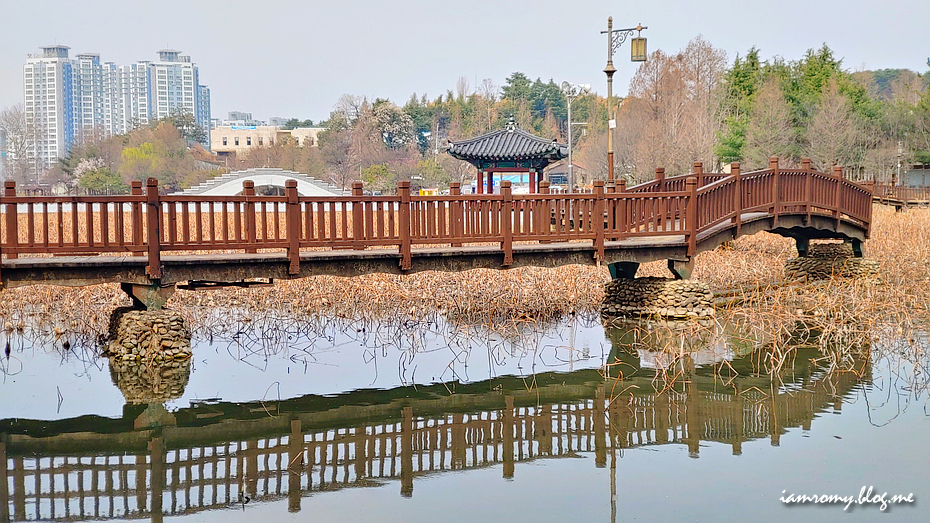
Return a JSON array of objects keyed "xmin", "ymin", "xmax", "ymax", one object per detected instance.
[{"xmin": 2, "ymin": 204, "xmax": 928, "ymax": 385}]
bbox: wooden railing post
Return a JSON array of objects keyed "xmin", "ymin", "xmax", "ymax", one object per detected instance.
[
  {"xmin": 593, "ymin": 179, "xmax": 605, "ymax": 262},
  {"xmin": 693, "ymin": 162, "xmax": 703, "ymax": 188},
  {"xmin": 731, "ymin": 162, "xmax": 742, "ymax": 236},
  {"xmin": 617, "ymin": 179, "xmax": 627, "ymax": 240},
  {"xmin": 769, "ymin": 156, "xmax": 780, "ymax": 225},
  {"xmin": 3, "ymin": 180, "xmax": 18, "ymax": 261},
  {"xmin": 145, "ymin": 178, "xmax": 162, "ymax": 279},
  {"xmin": 285, "ymin": 179, "xmax": 300, "ymax": 275},
  {"xmin": 243, "ymin": 180, "xmax": 257, "ymax": 253},
  {"xmin": 398, "ymin": 181, "xmax": 412, "ymax": 270},
  {"xmin": 351, "ymin": 181, "xmax": 364, "ymax": 245},
  {"xmin": 801, "ymin": 158, "xmax": 812, "ymax": 224},
  {"xmin": 833, "ymin": 165, "xmax": 843, "ymax": 227},
  {"xmin": 449, "ymin": 182, "xmax": 462, "ymax": 247},
  {"xmin": 655, "ymin": 168, "xmax": 665, "ymax": 192},
  {"xmin": 501, "ymin": 180, "xmax": 513, "ymax": 266},
  {"xmin": 130, "ymin": 181, "xmax": 143, "ymax": 256},
  {"xmin": 538, "ymin": 181, "xmax": 551, "ymax": 244},
  {"xmin": 686, "ymin": 176, "xmax": 698, "ymax": 257}
]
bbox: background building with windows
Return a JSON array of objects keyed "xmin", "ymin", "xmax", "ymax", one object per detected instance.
[
  {"xmin": 211, "ymin": 125, "xmax": 323, "ymax": 158},
  {"xmin": 21, "ymin": 46, "xmax": 212, "ymax": 177}
]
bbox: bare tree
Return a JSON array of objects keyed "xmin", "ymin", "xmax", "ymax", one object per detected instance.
[
  {"xmin": 744, "ymin": 79, "xmax": 795, "ymax": 169},
  {"xmin": 0, "ymin": 104, "xmax": 35, "ymax": 183},
  {"xmin": 456, "ymin": 76, "xmax": 470, "ymax": 100},
  {"xmin": 319, "ymin": 128, "xmax": 359, "ymax": 190},
  {"xmin": 477, "ymin": 78, "xmax": 498, "ymax": 131},
  {"xmin": 679, "ymin": 36, "xmax": 727, "ymax": 168},
  {"xmin": 807, "ymin": 78, "xmax": 859, "ymax": 171}
]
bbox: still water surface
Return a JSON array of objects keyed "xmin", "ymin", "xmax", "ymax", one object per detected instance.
[{"xmin": 1, "ymin": 314, "xmax": 927, "ymax": 522}]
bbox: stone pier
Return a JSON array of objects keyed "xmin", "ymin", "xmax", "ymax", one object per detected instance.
[
  {"xmin": 785, "ymin": 242, "xmax": 879, "ymax": 280},
  {"xmin": 105, "ymin": 308, "xmax": 193, "ymax": 404},
  {"xmin": 601, "ymin": 277, "xmax": 714, "ymax": 320}
]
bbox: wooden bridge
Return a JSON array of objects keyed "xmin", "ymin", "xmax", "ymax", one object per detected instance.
[
  {"xmin": 872, "ymin": 182, "xmax": 930, "ymax": 210},
  {"xmin": 0, "ymin": 355, "xmax": 863, "ymax": 522},
  {"xmin": 1, "ymin": 158, "xmax": 873, "ymax": 305}
]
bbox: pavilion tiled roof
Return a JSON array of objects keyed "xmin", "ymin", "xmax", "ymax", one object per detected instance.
[{"xmin": 447, "ymin": 120, "xmax": 568, "ymax": 163}]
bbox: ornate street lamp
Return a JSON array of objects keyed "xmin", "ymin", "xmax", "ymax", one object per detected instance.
[{"xmin": 601, "ymin": 18, "xmax": 647, "ymax": 183}]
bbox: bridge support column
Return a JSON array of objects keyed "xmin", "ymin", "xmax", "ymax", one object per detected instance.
[
  {"xmin": 608, "ymin": 261, "xmax": 639, "ymax": 280},
  {"xmin": 849, "ymin": 238, "xmax": 864, "ymax": 258},
  {"xmin": 120, "ymin": 282, "xmax": 176, "ymax": 310},
  {"xmin": 667, "ymin": 259, "xmax": 694, "ymax": 280},
  {"xmin": 795, "ymin": 237, "xmax": 810, "ymax": 258}
]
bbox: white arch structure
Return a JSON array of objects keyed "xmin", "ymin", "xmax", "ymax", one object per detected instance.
[{"xmin": 179, "ymin": 168, "xmax": 344, "ymax": 197}]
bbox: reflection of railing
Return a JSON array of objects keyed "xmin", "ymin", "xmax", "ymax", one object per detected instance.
[
  {"xmin": 1, "ymin": 158, "xmax": 872, "ymax": 283},
  {"xmin": 1, "ymin": 365, "xmax": 862, "ymax": 522}
]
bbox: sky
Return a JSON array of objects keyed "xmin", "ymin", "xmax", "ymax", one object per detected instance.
[{"xmin": 1, "ymin": 0, "xmax": 928, "ymax": 124}]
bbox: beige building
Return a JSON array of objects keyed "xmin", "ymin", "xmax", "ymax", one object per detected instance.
[{"xmin": 211, "ymin": 125, "xmax": 324, "ymax": 157}]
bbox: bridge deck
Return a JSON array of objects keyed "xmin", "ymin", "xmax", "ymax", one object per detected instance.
[
  {"xmin": 2, "ymin": 162, "xmax": 873, "ymax": 290},
  {"xmin": 0, "ymin": 211, "xmax": 819, "ymax": 288}
]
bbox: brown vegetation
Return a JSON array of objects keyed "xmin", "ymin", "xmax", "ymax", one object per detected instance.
[{"xmin": 2, "ymin": 205, "xmax": 927, "ymax": 357}]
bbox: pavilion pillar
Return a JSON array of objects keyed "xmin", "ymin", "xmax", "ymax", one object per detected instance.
[
  {"xmin": 477, "ymin": 170, "xmax": 484, "ymax": 194},
  {"xmin": 487, "ymin": 170, "xmax": 494, "ymax": 194},
  {"xmin": 529, "ymin": 169, "xmax": 536, "ymax": 193}
]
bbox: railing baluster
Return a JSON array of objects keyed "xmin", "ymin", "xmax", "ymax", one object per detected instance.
[
  {"xmin": 593, "ymin": 180, "xmax": 605, "ymax": 261},
  {"xmin": 686, "ymin": 177, "xmax": 697, "ymax": 257},
  {"xmin": 71, "ymin": 201, "xmax": 79, "ymax": 248},
  {"xmin": 146, "ymin": 178, "xmax": 162, "ymax": 279},
  {"xmin": 115, "ymin": 201, "xmax": 124, "ymax": 248},
  {"xmin": 398, "ymin": 181, "xmax": 411, "ymax": 270},
  {"xmin": 27, "ymin": 202, "xmax": 35, "ymax": 248},
  {"xmin": 286, "ymin": 180, "xmax": 300, "ymax": 275},
  {"xmin": 181, "ymin": 200, "xmax": 190, "ymax": 246},
  {"xmin": 304, "ymin": 201, "xmax": 312, "ymax": 243},
  {"xmin": 132, "ymin": 181, "xmax": 143, "ymax": 254},
  {"xmin": 352, "ymin": 182, "xmax": 364, "ymax": 246},
  {"xmin": 501, "ymin": 181, "xmax": 513, "ymax": 266},
  {"xmin": 43, "ymin": 202, "xmax": 49, "ymax": 249}
]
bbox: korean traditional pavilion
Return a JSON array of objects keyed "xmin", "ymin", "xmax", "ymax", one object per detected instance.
[{"xmin": 446, "ymin": 118, "xmax": 568, "ymax": 193}]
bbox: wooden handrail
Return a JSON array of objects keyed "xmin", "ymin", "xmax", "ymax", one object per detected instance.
[{"xmin": 0, "ymin": 163, "xmax": 874, "ymax": 279}]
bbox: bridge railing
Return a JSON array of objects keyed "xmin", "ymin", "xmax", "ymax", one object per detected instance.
[
  {"xmin": 0, "ymin": 158, "xmax": 874, "ymax": 280},
  {"xmin": 872, "ymin": 183, "xmax": 930, "ymax": 205}
]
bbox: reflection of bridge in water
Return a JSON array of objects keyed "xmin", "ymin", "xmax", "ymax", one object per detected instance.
[{"xmin": 1, "ymin": 347, "xmax": 866, "ymax": 523}]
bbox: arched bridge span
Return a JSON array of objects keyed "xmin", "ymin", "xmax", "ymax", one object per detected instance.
[{"xmin": 180, "ymin": 168, "xmax": 343, "ymax": 197}]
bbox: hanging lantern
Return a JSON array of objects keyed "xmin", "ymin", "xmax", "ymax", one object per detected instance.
[{"xmin": 631, "ymin": 36, "xmax": 647, "ymax": 62}]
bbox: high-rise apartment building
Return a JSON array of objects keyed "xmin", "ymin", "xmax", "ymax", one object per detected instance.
[
  {"xmin": 22, "ymin": 46, "xmax": 212, "ymax": 176},
  {"xmin": 24, "ymin": 45, "xmax": 75, "ymax": 175},
  {"xmin": 73, "ymin": 53, "xmax": 105, "ymax": 140},
  {"xmin": 197, "ymin": 85, "xmax": 212, "ymax": 148}
]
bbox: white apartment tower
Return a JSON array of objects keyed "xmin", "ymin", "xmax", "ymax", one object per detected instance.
[
  {"xmin": 73, "ymin": 53, "xmax": 106, "ymax": 140},
  {"xmin": 24, "ymin": 45, "xmax": 75, "ymax": 176},
  {"xmin": 151, "ymin": 50, "xmax": 195, "ymax": 120},
  {"xmin": 22, "ymin": 46, "xmax": 213, "ymax": 177}
]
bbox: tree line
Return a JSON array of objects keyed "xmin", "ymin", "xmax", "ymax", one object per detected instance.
[{"xmin": 2, "ymin": 36, "xmax": 928, "ymax": 194}]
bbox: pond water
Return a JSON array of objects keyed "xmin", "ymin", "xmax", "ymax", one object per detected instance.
[{"xmin": 1, "ymin": 313, "xmax": 927, "ymax": 522}]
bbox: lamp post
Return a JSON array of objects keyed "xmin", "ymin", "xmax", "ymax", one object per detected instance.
[
  {"xmin": 561, "ymin": 82, "xmax": 591, "ymax": 193},
  {"xmin": 601, "ymin": 18, "xmax": 647, "ymax": 183}
]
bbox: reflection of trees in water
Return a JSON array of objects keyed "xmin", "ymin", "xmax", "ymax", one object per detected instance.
[
  {"xmin": 865, "ymin": 328, "xmax": 930, "ymax": 426},
  {"xmin": 185, "ymin": 308, "xmax": 604, "ymax": 385}
]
